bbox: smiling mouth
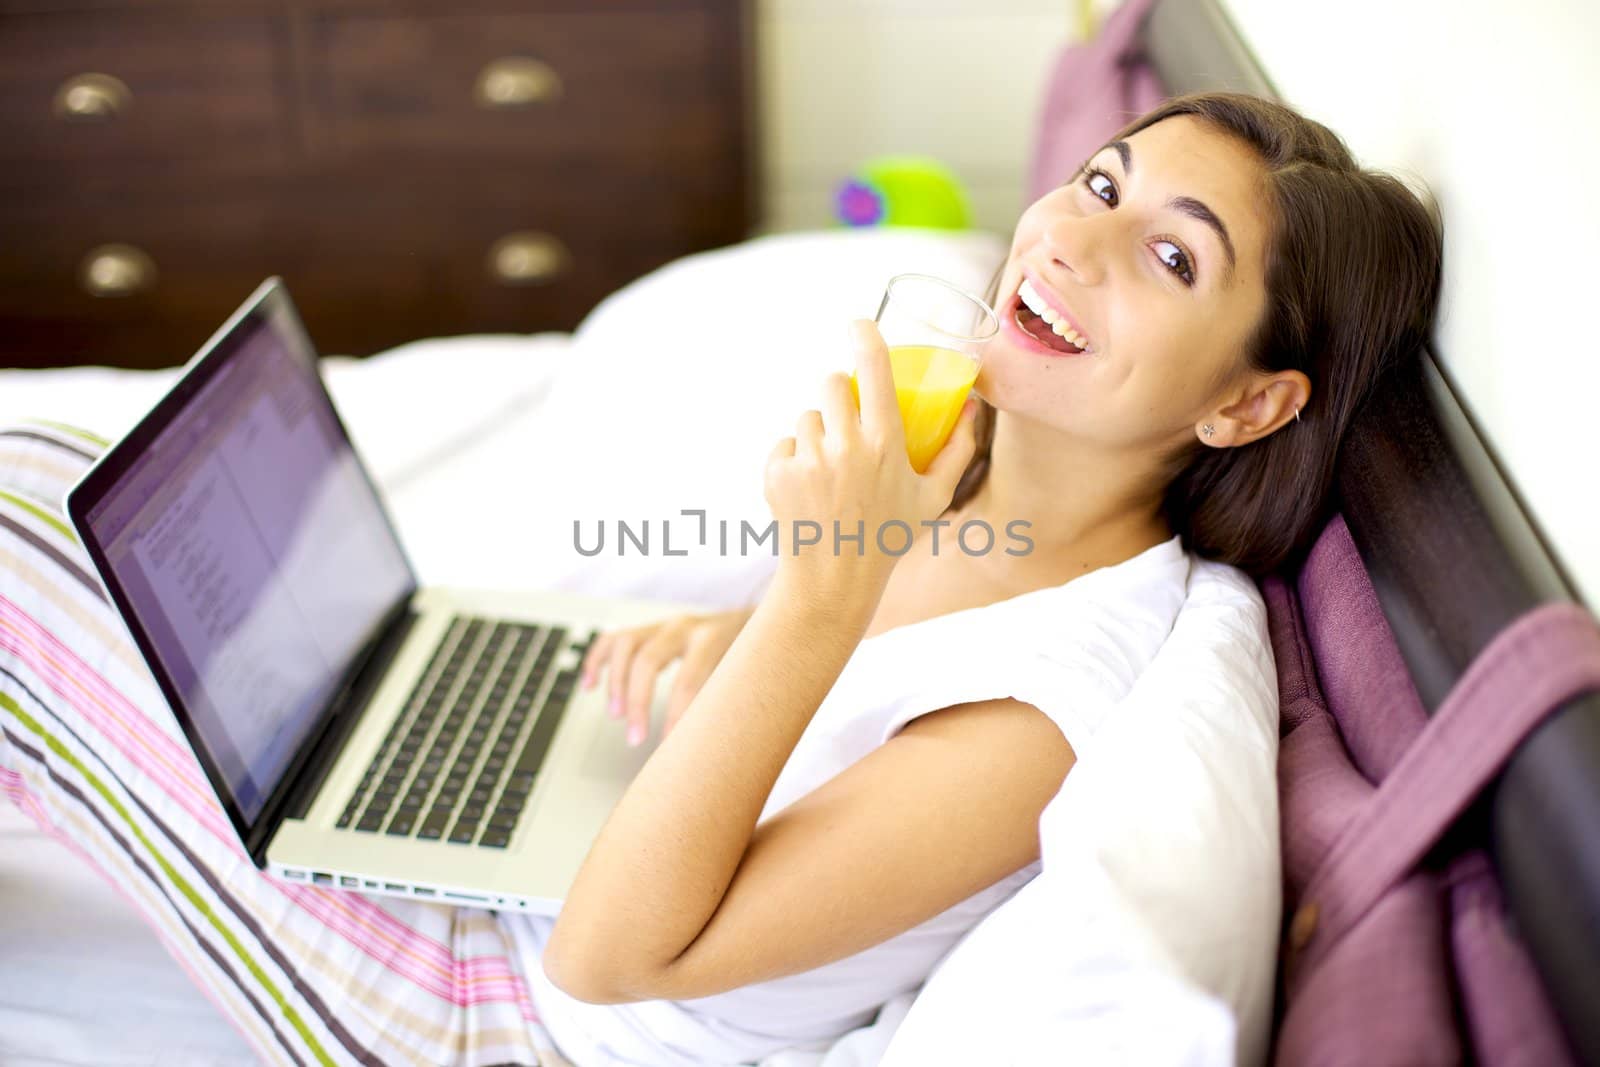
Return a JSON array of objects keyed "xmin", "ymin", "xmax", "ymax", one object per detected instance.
[{"xmin": 1007, "ymin": 289, "xmax": 1087, "ymax": 355}]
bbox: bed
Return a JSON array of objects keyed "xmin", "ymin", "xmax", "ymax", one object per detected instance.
[
  {"xmin": 0, "ymin": 227, "xmax": 1019, "ymax": 1066},
  {"xmin": 4, "ymin": 1, "xmax": 1599, "ymax": 1065}
]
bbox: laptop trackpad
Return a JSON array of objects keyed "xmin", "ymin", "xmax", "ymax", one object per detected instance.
[
  {"xmin": 582, "ymin": 724, "xmax": 655, "ymax": 781},
  {"xmin": 579, "ymin": 664, "xmax": 676, "ymax": 780}
]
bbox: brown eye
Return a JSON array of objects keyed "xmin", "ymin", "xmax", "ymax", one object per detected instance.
[
  {"xmin": 1154, "ymin": 239, "xmax": 1196, "ymax": 287},
  {"xmin": 1084, "ymin": 169, "xmax": 1118, "ymax": 207}
]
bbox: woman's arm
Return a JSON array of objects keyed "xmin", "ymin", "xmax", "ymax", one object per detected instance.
[
  {"xmin": 543, "ymin": 320, "xmax": 983, "ymax": 1001},
  {"xmin": 541, "ymin": 559, "xmax": 888, "ymax": 999}
]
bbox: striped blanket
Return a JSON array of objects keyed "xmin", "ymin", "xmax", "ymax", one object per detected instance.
[{"xmin": 0, "ymin": 420, "xmax": 570, "ymax": 1066}]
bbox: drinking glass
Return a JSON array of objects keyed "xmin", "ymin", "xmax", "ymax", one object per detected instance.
[{"xmin": 852, "ymin": 273, "xmax": 999, "ymax": 473}]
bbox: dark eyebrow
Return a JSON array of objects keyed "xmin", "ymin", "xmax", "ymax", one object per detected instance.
[
  {"xmin": 1101, "ymin": 139, "xmax": 1238, "ymax": 286},
  {"xmin": 1111, "ymin": 139, "xmax": 1133, "ymax": 175}
]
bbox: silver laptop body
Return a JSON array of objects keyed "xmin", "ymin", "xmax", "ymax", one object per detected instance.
[{"xmin": 66, "ymin": 278, "xmax": 683, "ymax": 916}]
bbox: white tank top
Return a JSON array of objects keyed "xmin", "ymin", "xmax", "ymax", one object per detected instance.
[{"xmin": 503, "ymin": 534, "xmax": 1191, "ymax": 1066}]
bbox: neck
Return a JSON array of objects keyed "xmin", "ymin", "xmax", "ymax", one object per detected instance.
[{"xmin": 957, "ymin": 410, "xmax": 1174, "ymax": 580}]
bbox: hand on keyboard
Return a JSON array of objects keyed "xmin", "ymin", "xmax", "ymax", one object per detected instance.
[{"xmin": 581, "ymin": 608, "xmax": 757, "ymax": 747}]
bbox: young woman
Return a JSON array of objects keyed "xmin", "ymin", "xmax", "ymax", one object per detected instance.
[{"xmin": 0, "ymin": 91, "xmax": 1441, "ymax": 1066}]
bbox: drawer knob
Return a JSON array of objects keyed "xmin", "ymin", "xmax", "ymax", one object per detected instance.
[
  {"xmin": 474, "ymin": 57, "xmax": 563, "ymax": 109},
  {"xmin": 80, "ymin": 244, "xmax": 157, "ymax": 297},
  {"xmin": 487, "ymin": 232, "xmax": 571, "ymax": 286},
  {"xmin": 54, "ymin": 73, "xmax": 132, "ymax": 121}
]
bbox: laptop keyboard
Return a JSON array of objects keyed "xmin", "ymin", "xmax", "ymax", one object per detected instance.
[{"xmin": 337, "ymin": 616, "xmax": 597, "ymax": 849}]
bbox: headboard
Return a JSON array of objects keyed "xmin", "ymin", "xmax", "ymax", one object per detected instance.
[{"xmin": 1141, "ymin": 0, "xmax": 1600, "ymax": 1059}]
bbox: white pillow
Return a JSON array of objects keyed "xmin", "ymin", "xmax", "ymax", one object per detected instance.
[
  {"xmin": 878, "ymin": 558, "xmax": 1282, "ymax": 1067},
  {"xmin": 405, "ymin": 227, "xmax": 1010, "ymax": 608}
]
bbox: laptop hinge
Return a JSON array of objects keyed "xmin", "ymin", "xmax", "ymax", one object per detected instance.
[{"xmin": 247, "ymin": 604, "xmax": 420, "ymax": 867}]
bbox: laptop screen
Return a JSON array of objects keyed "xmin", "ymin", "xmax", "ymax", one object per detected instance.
[{"xmin": 81, "ymin": 298, "xmax": 414, "ymax": 824}]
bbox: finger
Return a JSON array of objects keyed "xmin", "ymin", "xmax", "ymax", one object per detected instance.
[
  {"xmin": 604, "ymin": 630, "xmax": 645, "ymax": 718},
  {"xmin": 768, "ymin": 435, "xmax": 796, "ymax": 463},
  {"xmin": 624, "ymin": 628, "xmax": 681, "ymax": 744},
  {"xmin": 796, "ymin": 409, "xmax": 825, "ymax": 454},
  {"xmin": 581, "ymin": 631, "xmax": 612, "ymax": 690},
  {"xmin": 849, "ymin": 320, "xmax": 901, "ymax": 442},
  {"xmin": 923, "ymin": 396, "xmax": 982, "ymax": 493},
  {"xmin": 820, "ymin": 372, "xmax": 859, "ymax": 441}
]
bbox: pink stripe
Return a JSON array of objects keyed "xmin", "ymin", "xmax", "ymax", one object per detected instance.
[
  {"xmin": 2, "ymin": 770, "xmax": 53, "ymax": 829},
  {"xmin": 0, "ymin": 599, "xmax": 533, "ymax": 1001},
  {"xmin": 0, "ymin": 595, "xmax": 212, "ymax": 796},
  {"xmin": 0, "ymin": 603, "xmax": 221, "ymax": 823},
  {"xmin": 0, "ymin": 627, "xmax": 238, "ymax": 846},
  {"xmin": 275, "ymin": 880, "xmax": 533, "ymax": 999}
]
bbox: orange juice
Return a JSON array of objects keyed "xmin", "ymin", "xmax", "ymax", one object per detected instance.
[{"xmin": 851, "ymin": 345, "xmax": 979, "ymax": 473}]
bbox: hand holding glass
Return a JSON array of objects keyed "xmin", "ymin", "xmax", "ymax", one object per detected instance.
[{"xmin": 851, "ymin": 274, "xmax": 999, "ymax": 473}]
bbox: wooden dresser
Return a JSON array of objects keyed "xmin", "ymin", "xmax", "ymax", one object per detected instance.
[{"xmin": 0, "ymin": 0, "xmax": 757, "ymax": 369}]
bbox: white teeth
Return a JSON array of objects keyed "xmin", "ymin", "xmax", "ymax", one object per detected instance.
[
  {"xmin": 1018, "ymin": 278, "xmax": 1051, "ymax": 317},
  {"xmin": 1049, "ymin": 319, "xmax": 1088, "ymax": 348},
  {"xmin": 1018, "ymin": 278, "xmax": 1090, "ymax": 350}
]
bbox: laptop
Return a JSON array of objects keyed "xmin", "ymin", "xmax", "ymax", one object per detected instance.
[{"xmin": 66, "ymin": 277, "xmax": 686, "ymax": 915}]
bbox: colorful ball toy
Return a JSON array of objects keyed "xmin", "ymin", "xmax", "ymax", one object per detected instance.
[{"xmin": 834, "ymin": 156, "xmax": 972, "ymax": 230}]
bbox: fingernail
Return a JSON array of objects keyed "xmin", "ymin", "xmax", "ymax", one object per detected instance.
[
  {"xmin": 626, "ymin": 723, "xmax": 645, "ymax": 747},
  {"xmin": 608, "ymin": 696, "xmax": 622, "ymax": 719}
]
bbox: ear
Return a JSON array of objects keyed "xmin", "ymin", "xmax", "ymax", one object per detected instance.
[{"xmin": 1199, "ymin": 370, "xmax": 1311, "ymax": 447}]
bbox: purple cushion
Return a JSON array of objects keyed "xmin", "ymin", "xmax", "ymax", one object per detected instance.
[
  {"xmin": 1026, "ymin": 0, "xmax": 1168, "ymax": 205},
  {"xmin": 1262, "ymin": 514, "xmax": 1580, "ymax": 1065},
  {"xmin": 1295, "ymin": 515, "xmax": 1429, "ymax": 783}
]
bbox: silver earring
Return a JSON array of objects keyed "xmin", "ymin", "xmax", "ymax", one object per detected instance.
[
  {"xmin": 1201, "ymin": 423, "xmax": 1216, "ymax": 439},
  {"xmin": 1293, "ymin": 405, "xmax": 1301, "ymax": 423}
]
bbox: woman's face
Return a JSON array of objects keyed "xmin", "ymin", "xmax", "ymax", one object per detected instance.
[{"xmin": 981, "ymin": 115, "xmax": 1272, "ymax": 452}]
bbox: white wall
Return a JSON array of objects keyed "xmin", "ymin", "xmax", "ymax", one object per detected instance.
[
  {"xmin": 1219, "ymin": 0, "xmax": 1600, "ymax": 606},
  {"xmin": 754, "ymin": 0, "xmax": 1082, "ymax": 236}
]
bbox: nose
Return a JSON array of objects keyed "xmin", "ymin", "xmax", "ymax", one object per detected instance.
[{"xmin": 1041, "ymin": 210, "xmax": 1115, "ymax": 287}]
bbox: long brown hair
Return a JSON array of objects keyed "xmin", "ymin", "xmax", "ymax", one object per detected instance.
[{"xmin": 950, "ymin": 91, "xmax": 1444, "ymax": 577}]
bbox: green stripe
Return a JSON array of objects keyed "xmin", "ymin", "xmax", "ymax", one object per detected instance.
[
  {"xmin": 0, "ymin": 490, "xmax": 74, "ymax": 542},
  {"xmin": 2, "ymin": 692, "xmax": 338, "ymax": 1067},
  {"xmin": 28, "ymin": 419, "xmax": 109, "ymax": 447}
]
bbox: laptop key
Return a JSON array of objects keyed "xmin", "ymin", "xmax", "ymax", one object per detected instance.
[
  {"xmin": 418, "ymin": 813, "xmax": 448, "ymax": 840},
  {"xmin": 448, "ymin": 824, "xmax": 477, "ymax": 845},
  {"xmin": 387, "ymin": 814, "xmax": 416, "ymax": 836},
  {"xmin": 508, "ymin": 676, "xmax": 577, "ymax": 781},
  {"xmin": 357, "ymin": 811, "xmax": 385, "ymax": 833},
  {"xmin": 480, "ymin": 829, "xmax": 511, "ymax": 849},
  {"xmin": 494, "ymin": 800, "xmax": 525, "ymax": 824}
]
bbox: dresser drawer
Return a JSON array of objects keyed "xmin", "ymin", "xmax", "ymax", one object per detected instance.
[
  {"xmin": 0, "ymin": 175, "xmax": 724, "ymax": 368},
  {"xmin": 303, "ymin": 8, "xmax": 723, "ymax": 169},
  {"xmin": 0, "ymin": 11, "xmax": 291, "ymax": 183},
  {"xmin": 0, "ymin": 240, "xmax": 686, "ymax": 369}
]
